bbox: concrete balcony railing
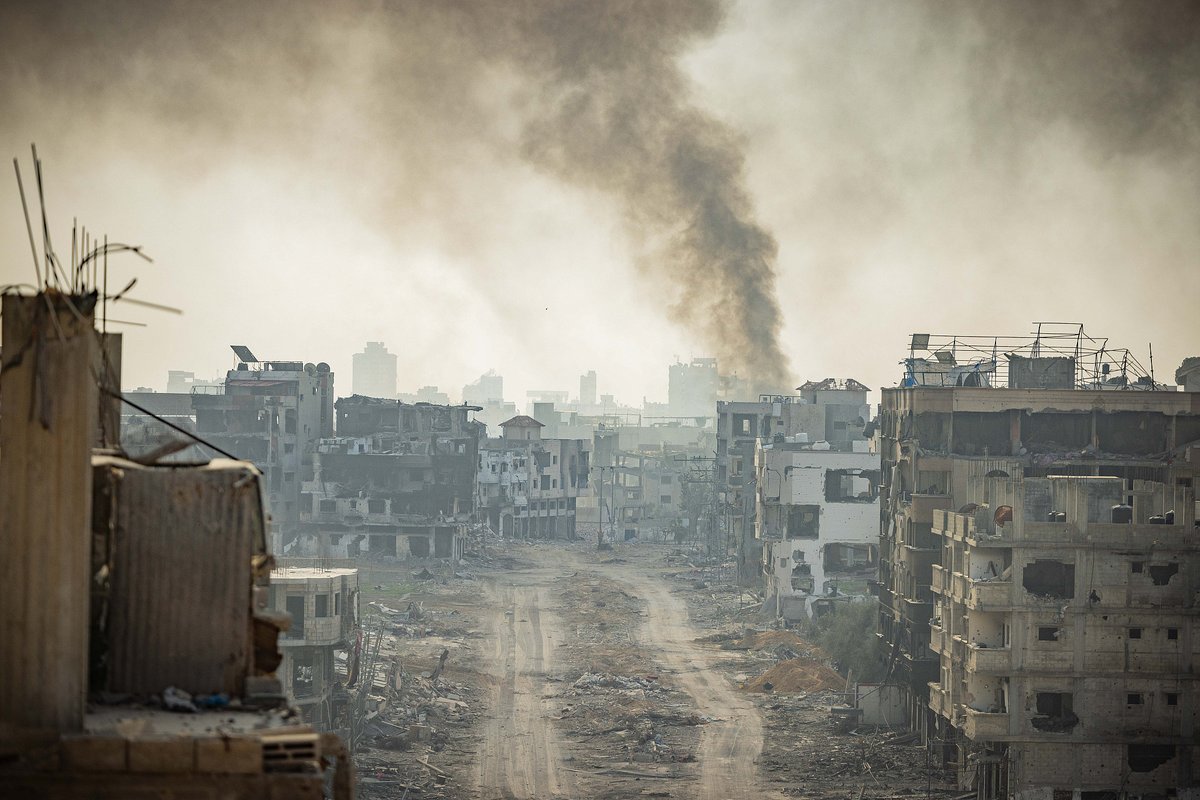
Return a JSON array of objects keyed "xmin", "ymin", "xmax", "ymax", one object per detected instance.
[
  {"xmin": 965, "ymin": 643, "xmax": 1011, "ymax": 674},
  {"xmin": 931, "ymin": 564, "xmax": 948, "ymax": 596},
  {"xmin": 928, "ymin": 682, "xmax": 951, "ymax": 720},
  {"xmin": 910, "ymin": 493, "xmax": 953, "ymax": 525},
  {"xmin": 963, "ymin": 707, "xmax": 1009, "ymax": 740},
  {"xmin": 966, "ymin": 578, "xmax": 1012, "ymax": 609}
]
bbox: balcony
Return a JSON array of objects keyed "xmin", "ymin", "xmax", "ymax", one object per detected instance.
[
  {"xmin": 966, "ymin": 579, "xmax": 1012, "ymax": 609},
  {"xmin": 964, "ymin": 643, "xmax": 1011, "ymax": 674},
  {"xmin": 928, "ymin": 682, "xmax": 951, "ymax": 720},
  {"xmin": 931, "ymin": 564, "xmax": 948, "ymax": 596},
  {"xmin": 963, "ymin": 707, "xmax": 1009, "ymax": 740}
]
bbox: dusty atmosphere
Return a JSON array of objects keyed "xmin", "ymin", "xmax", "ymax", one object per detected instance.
[{"xmin": 2, "ymin": 3, "xmax": 1200, "ymax": 800}]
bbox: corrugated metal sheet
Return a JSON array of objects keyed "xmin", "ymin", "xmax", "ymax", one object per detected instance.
[{"xmin": 96, "ymin": 456, "xmax": 265, "ymax": 697}]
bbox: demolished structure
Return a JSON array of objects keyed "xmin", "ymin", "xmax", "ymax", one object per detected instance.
[
  {"xmin": 0, "ymin": 291, "xmax": 352, "ymax": 797},
  {"xmin": 719, "ymin": 379, "xmax": 872, "ymax": 583},
  {"xmin": 297, "ymin": 395, "xmax": 483, "ymax": 559},
  {"xmin": 476, "ymin": 415, "xmax": 590, "ymax": 538},
  {"xmin": 877, "ymin": 327, "xmax": 1200, "ymax": 798}
]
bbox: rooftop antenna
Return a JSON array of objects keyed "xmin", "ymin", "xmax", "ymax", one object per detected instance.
[{"xmin": 1149, "ymin": 343, "xmax": 1155, "ymax": 387}]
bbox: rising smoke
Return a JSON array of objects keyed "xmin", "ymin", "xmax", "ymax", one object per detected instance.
[{"xmin": 1, "ymin": 1, "xmax": 1198, "ymax": 395}]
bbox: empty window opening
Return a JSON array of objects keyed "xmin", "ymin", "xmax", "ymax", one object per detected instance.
[
  {"xmin": 408, "ymin": 535, "xmax": 431, "ymax": 557},
  {"xmin": 823, "ymin": 469, "xmax": 881, "ymax": 502},
  {"xmin": 368, "ymin": 498, "xmax": 385, "ymax": 514},
  {"xmin": 1129, "ymin": 628, "xmax": 1142, "ymax": 640},
  {"xmin": 1022, "ymin": 560, "xmax": 1075, "ymax": 599},
  {"xmin": 319, "ymin": 499, "xmax": 336, "ymax": 513},
  {"xmin": 1037, "ymin": 626, "xmax": 1061, "ymax": 642},
  {"xmin": 1127, "ymin": 744, "xmax": 1175, "ymax": 773},
  {"xmin": 1166, "ymin": 693, "xmax": 1179, "ymax": 706},
  {"xmin": 1032, "ymin": 692, "xmax": 1078, "ymax": 732},
  {"xmin": 1127, "ymin": 693, "xmax": 1143, "ymax": 705},
  {"xmin": 1148, "ymin": 563, "xmax": 1179, "ymax": 586},
  {"xmin": 285, "ymin": 595, "xmax": 305, "ymax": 639},
  {"xmin": 787, "ymin": 505, "xmax": 820, "ymax": 539},
  {"xmin": 823, "ymin": 543, "xmax": 875, "ymax": 573},
  {"xmin": 1131, "ymin": 561, "xmax": 1144, "ymax": 573},
  {"xmin": 315, "ymin": 594, "xmax": 328, "ymax": 618},
  {"xmin": 1167, "ymin": 628, "xmax": 1179, "ymax": 640}
]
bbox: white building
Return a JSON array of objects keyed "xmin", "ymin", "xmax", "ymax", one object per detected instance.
[{"xmin": 755, "ymin": 439, "xmax": 879, "ymax": 620}]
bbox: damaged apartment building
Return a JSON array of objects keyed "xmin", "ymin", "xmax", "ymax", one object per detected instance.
[
  {"xmin": 719, "ymin": 378, "xmax": 872, "ymax": 584},
  {"xmin": 191, "ymin": 346, "xmax": 335, "ymax": 554},
  {"xmin": 296, "ymin": 395, "xmax": 484, "ymax": 559},
  {"xmin": 476, "ymin": 415, "xmax": 590, "ymax": 538},
  {"xmin": 877, "ymin": 328, "xmax": 1200, "ymax": 799}
]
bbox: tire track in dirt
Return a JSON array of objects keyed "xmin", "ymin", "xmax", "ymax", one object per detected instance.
[
  {"xmin": 599, "ymin": 564, "xmax": 781, "ymax": 800},
  {"xmin": 476, "ymin": 579, "xmax": 574, "ymax": 800}
]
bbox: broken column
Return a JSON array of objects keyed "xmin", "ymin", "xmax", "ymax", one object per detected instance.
[{"xmin": 0, "ymin": 292, "xmax": 98, "ymax": 731}]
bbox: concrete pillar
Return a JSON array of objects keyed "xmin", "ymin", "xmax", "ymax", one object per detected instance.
[
  {"xmin": 96, "ymin": 332, "xmax": 121, "ymax": 448},
  {"xmin": 0, "ymin": 293, "xmax": 97, "ymax": 731}
]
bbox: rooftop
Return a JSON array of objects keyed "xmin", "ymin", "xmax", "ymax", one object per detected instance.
[{"xmin": 500, "ymin": 414, "xmax": 545, "ymax": 428}]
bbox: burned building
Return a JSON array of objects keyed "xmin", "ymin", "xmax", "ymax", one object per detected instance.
[
  {"xmin": 191, "ymin": 348, "xmax": 335, "ymax": 553},
  {"xmin": 476, "ymin": 415, "xmax": 590, "ymax": 538},
  {"xmin": 296, "ymin": 396, "xmax": 483, "ymax": 559},
  {"xmin": 878, "ymin": 328, "xmax": 1200, "ymax": 799}
]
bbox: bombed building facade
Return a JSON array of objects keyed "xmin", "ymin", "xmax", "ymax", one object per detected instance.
[
  {"xmin": 476, "ymin": 415, "xmax": 590, "ymax": 538},
  {"xmin": 877, "ymin": 330, "xmax": 1200, "ymax": 799},
  {"xmin": 296, "ymin": 395, "xmax": 483, "ymax": 559}
]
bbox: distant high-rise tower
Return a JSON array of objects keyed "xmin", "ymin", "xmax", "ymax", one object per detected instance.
[
  {"xmin": 352, "ymin": 342, "xmax": 397, "ymax": 399},
  {"xmin": 463, "ymin": 370, "xmax": 504, "ymax": 405},
  {"xmin": 668, "ymin": 358, "xmax": 719, "ymax": 418},
  {"xmin": 579, "ymin": 370, "xmax": 597, "ymax": 407}
]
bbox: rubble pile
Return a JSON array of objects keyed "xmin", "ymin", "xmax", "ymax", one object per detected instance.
[
  {"xmin": 759, "ymin": 692, "xmax": 957, "ymax": 798},
  {"xmin": 742, "ymin": 658, "xmax": 845, "ymax": 694}
]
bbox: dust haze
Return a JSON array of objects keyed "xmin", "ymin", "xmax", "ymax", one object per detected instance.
[{"xmin": 1, "ymin": 1, "xmax": 1197, "ymax": 399}]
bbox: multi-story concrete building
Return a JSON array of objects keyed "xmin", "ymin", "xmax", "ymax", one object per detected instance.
[
  {"xmin": 351, "ymin": 341, "xmax": 397, "ymax": 399},
  {"xmin": 269, "ymin": 567, "xmax": 359, "ymax": 737},
  {"xmin": 877, "ymin": 329, "xmax": 1200, "ymax": 799},
  {"xmin": 192, "ymin": 356, "xmax": 335, "ymax": 553},
  {"xmin": 476, "ymin": 415, "xmax": 590, "ymax": 538},
  {"xmin": 669, "ymin": 357, "xmax": 720, "ymax": 418},
  {"xmin": 297, "ymin": 396, "xmax": 482, "ymax": 559},
  {"xmin": 755, "ymin": 439, "xmax": 878, "ymax": 620},
  {"xmin": 718, "ymin": 379, "xmax": 871, "ymax": 582}
]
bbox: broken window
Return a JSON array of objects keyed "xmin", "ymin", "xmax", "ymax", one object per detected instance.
[
  {"xmin": 1167, "ymin": 628, "xmax": 1179, "ymax": 640},
  {"xmin": 285, "ymin": 595, "xmax": 305, "ymax": 639},
  {"xmin": 1166, "ymin": 692, "xmax": 1179, "ymax": 706},
  {"xmin": 734, "ymin": 415, "xmax": 753, "ymax": 436},
  {"xmin": 1127, "ymin": 693, "xmax": 1143, "ymax": 705},
  {"xmin": 1032, "ymin": 692, "xmax": 1078, "ymax": 732},
  {"xmin": 951, "ymin": 412, "xmax": 1011, "ymax": 456},
  {"xmin": 1037, "ymin": 626, "xmax": 1060, "ymax": 642},
  {"xmin": 823, "ymin": 543, "xmax": 874, "ymax": 573},
  {"xmin": 1022, "ymin": 560, "xmax": 1075, "ymax": 599},
  {"xmin": 1128, "ymin": 628, "xmax": 1142, "ymax": 639},
  {"xmin": 1148, "ymin": 563, "xmax": 1179, "ymax": 586},
  {"xmin": 787, "ymin": 505, "xmax": 820, "ymax": 539},
  {"xmin": 1097, "ymin": 412, "xmax": 1169, "ymax": 456},
  {"xmin": 1131, "ymin": 561, "xmax": 1144, "ymax": 573},
  {"xmin": 1127, "ymin": 744, "xmax": 1175, "ymax": 773},
  {"xmin": 824, "ymin": 469, "xmax": 880, "ymax": 502},
  {"xmin": 315, "ymin": 594, "xmax": 328, "ymax": 618},
  {"xmin": 1022, "ymin": 412, "xmax": 1091, "ymax": 451}
]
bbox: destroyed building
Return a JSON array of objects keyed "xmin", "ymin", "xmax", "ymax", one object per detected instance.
[
  {"xmin": 269, "ymin": 567, "xmax": 360, "ymax": 739},
  {"xmin": 476, "ymin": 415, "xmax": 589, "ymax": 538},
  {"xmin": 191, "ymin": 348, "xmax": 335, "ymax": 553},
  {"xmin": 877, "ymin": 328, "xmax": 1200, "ymax": 799},
  {"xmin": 719, "ymin": 379, "xmax": 872, "ymax": 583},
  {"xmin": 297, "ymin": 395, "xmax": 484, "ymax": 559},
  {"xmin": 0, "ymin": 292, "xmax": 352, "ymax": 797},
  {"xmin": 754, "ymin": 436, "xmax": 878, "ymax": 620}
]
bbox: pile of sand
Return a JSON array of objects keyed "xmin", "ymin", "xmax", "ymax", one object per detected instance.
[{"xmin": 742, "ymin": 658, "xmax": 844, "ymax": 694}]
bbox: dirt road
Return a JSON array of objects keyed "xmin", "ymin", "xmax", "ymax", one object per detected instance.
[
  {"xmin": 473, "ymin": 547, "xmax": 778, "ymax": 800},
  {"xmin": 601, "ymin": 563, "xmax": 777, "ymax": 800},
  {"xmin": 477, "ymin": 578, "xmax": 575, "ymax": 800}
]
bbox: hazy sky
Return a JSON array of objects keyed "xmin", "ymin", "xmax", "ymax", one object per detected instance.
[{"xmin": 2, "ymin": 1, "xmax": 1198, "ymax": 407}]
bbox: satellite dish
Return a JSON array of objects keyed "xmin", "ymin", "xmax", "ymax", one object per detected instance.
[
  {"xmin": 304, "ymin": 363, "xmax": 317, "ymax": 376},
  {"xmin": 317, "ymin": 362, "xmax": 331, "ymax": 374}
]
